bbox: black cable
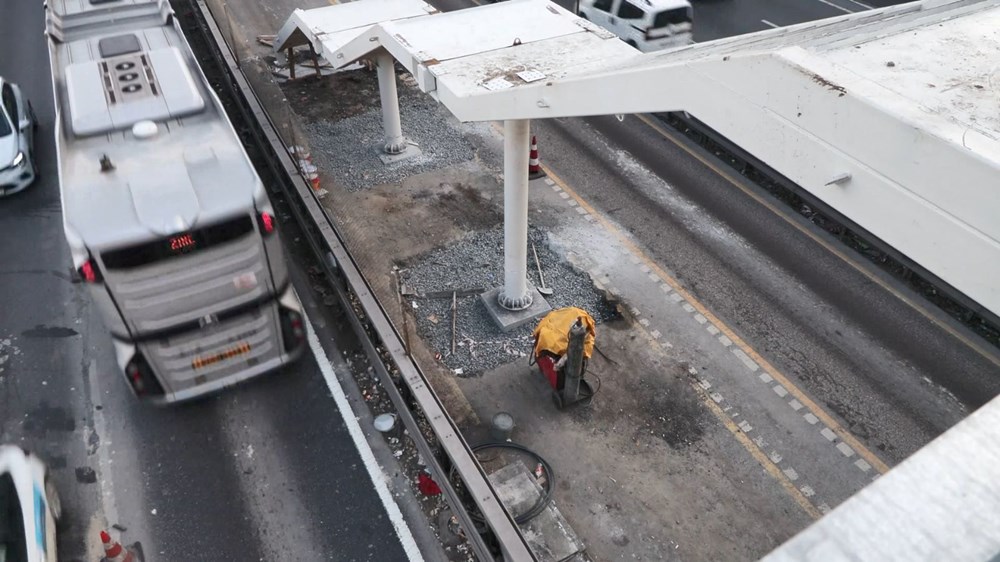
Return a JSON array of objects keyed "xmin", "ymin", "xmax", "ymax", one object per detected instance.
[{"xmin": 450, "ymin": 441, "xmax": 556, "ymax": 525}]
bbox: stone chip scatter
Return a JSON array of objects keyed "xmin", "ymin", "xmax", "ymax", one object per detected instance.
[
  {"xmin": 304, "ymin": 82, "xmax": 477, "ymax": 191},
  {"xmin": 400, "ymin": 227, "xmax": 618, "ymax": 376}
]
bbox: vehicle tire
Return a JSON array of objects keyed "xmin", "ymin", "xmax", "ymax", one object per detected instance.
[
  {"xmin": 45, "ymin": 476, "xmax": 62, "ymax": 523},
  {"xmin": 626, "ymin": 39, "xmax": 637, "ymax": 48},
  {"xmin": 579, "ymin": 12, "xmax": 588, "ymax": 19}
]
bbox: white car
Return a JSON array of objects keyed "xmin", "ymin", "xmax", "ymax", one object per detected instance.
[
  {"xmin": 579, "ymin": 0, "xmax": 694, "ymax": 52},
  {"xmin": 0, "ymin": 445, "xmax": 60, "ymax": 562},
  {"xmin": 0, "ymin": 77, "xmax": 39, "ymax": 197}
]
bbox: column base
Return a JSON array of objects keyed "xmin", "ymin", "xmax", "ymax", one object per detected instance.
[
  {"xmin": 481, "ymin": 285, "xmax": 552, "ymax": 333},
  {"xmin": 377, "ymin": 141, "xmax": 422, "ymax": 165}
]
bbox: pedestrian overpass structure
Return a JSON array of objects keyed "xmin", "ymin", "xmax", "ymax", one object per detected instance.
[{"xmin": 274, "ymin": 0, "xmax": 1000, "ymax": 558}]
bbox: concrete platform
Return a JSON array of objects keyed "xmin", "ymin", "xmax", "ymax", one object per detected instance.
[
  {"xmin": 489, "ymin": 459, "xmax": 585, "ymax": 562},
  {"xmin": 480, "ymin": 285, "xmax": 553, "ymax": 332}
]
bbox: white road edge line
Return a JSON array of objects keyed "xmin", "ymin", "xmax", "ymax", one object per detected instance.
[
  {"xmin": 846, "ymin": 0, "xmax": 873, "ymax": 9},
  {"xmin": 761, "ymin": 19, "xmax": 779, "ymax": 28},
  {"xmin": 306, "ymin": 319, "xmax": 425, "ymax": 562},
  {"xmin": 815, "ymin": 0, "xmax": 855, "ymax": 13}
]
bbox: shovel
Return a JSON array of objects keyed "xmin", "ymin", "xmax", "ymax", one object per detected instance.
[{"xmin": 531, "ymin": 241, "xmax": 554, "ymax": 296}]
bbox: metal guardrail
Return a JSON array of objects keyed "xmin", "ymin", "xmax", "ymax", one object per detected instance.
[{"xmin": 186, "ymin": 2, "xmax": 536, "ymax": 560}]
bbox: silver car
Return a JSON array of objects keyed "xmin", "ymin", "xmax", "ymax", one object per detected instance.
[{"xmin": 0, "ymin": 77, "xmax": 38, "ymax": 196}]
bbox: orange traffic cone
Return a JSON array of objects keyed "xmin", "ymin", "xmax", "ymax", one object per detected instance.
[
  {"xmin": 292, "ymin": 146, "xmax": 322, "ymax": 191},
  {"xmin": 528, "ymin": 135, "xmax": 545, "ymax": 179},
  {"xmin": 100, "ymin": 530, "xmax": 136, "ymax": 562}
]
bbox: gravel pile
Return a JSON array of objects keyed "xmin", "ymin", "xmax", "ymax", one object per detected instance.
[
  {"xmin": 400, "ymin": 227, "xmax": 619, "ymax": 376},
  {"xmin": 304, "ymin": 91, "xmax": 476, "ymax": 191}
]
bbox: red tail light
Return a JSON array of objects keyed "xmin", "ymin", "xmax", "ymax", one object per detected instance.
[
  {"xmin": 78, "ymin": 259, "xmax": 102, "ymax": 283},
  {"xmin": 280, "ymin": 308, "xmax": 306, "ymax": 353},
  {"xmin": 124, "ymin": 353, "xmax": 164, "ymax": 397},
  {"xmin": 126, "ymin": 363, "xmax": 146, "ymax": 394},
  {"xmin": 259, "ymin": 212, "xmax": 275, "ymax": 234}
]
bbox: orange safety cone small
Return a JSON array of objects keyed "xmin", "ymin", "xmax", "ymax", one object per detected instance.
[
  {"xmin": 292, "ymin": 146, "xmax": 322, "ymax": 191},
  {"xmin": 100, "ymin": 530, "xmax": 136, "ymax": 562},
  {"xmin": 528, "ymin": 135, "xmax": 545, "ymax": 179}
]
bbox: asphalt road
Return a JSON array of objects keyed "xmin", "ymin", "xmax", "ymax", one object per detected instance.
[{"xmin": 0, "ymin": 3, "xmax": 422, "ymax": 560}]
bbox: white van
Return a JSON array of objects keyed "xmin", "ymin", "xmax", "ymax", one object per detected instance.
[{"xmin": 579, "ymin": 0, "xmax": 694, "ymax": 52}]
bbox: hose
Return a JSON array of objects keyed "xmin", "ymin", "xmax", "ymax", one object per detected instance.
[{"xmin": 450, "ymin": 441, "xmax": 556, "ymax": 525}]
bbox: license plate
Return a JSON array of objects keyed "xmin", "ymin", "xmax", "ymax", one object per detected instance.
[{"xmin": 192, "ymin": 342, "xmax": 251, "ymax": 370}]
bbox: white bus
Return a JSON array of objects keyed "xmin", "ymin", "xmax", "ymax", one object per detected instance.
[{"xmin": 46, "ymin": 0, "xmax": 305, "ymax": 402}]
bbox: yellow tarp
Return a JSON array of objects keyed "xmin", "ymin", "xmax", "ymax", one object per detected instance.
[{"xmin": 532, "ymin": 307, "xmax": 596, "ymax": 360}]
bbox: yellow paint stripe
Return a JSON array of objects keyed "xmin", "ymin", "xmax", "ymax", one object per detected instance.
[
  {"xmin": 541, "ymin": 162, "xmax": 892, "ymax": 475},
  {"xmin": 636, "ymin": 113, "xmax": 1000, "ymax": 372}
]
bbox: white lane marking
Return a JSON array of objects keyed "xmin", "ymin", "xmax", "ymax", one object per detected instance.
[
  {"xmin": 761, "ymin": 19, "xmax": 779, "ymax": 28},
  {"xmin": 815, "ymin": 0, "xmax": 855, "ymax": 13},
  {"xmin": 854, "ymin": 459, "xmax": 872, "ymax": 473},
  {"xmin": 773, "ymin": 385, "xmax": 789, "ymax": 398},
  {"xmin": 782, "ymin": 467, "xmax": 799, "ymax": 481},
  {"xmin": 836, "ymin": 442, "xmax": 856, "ymax": 457},
  {"xmin": 732, "ymin": 348, "xmax": 760, "ymax": 372},
  {"xmin": 821, "ymin": 427, "xmax": 838, "ymax": 442},
  {"xmin": 306, "ymin": 321, "xmax": 424, "ymax": 562},
  {"xmin": 846, "ymin": 0, "xmax": 873, "ymax": 8},
  {"xmin": 804, "ymin": 413, "xmax": 819, "ymax": 425},
  {"xmin": 788, "ymin": 399, "xmax": 804, "ymax": 411}
]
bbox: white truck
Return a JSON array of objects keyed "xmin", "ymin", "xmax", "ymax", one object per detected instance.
[{"xmin": 578, "ymin": 0, "xmax": 694, "ymax": 52}]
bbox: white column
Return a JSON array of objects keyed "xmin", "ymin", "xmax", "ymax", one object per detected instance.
[
  {"xmin": 498, "ymin": 119, "xmax": 533, "ymax": 311},
  {"xmin": 376, "ymin": 51, "xmax": 406, "ymax": 154}
]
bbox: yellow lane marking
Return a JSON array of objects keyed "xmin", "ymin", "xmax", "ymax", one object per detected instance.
[
  {"xmin": 540, "ymin": 162, "xmax": 892, "ymax": 475},
  {"xmin": 636, "ymin": 113, "xmax": 1000, "ymax": 372}
]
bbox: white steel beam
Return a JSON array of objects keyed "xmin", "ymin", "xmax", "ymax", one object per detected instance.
[
  {"xmin": 376, "ymin": 51, "xmax": 407, "ymax": 154},
  {"xmin": 499, "ymin": 119, "xmax": 533, "ymax": 311}
]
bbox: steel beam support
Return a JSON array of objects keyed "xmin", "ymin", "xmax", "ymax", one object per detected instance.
[
  {"xmin": 498, "ymin": 119, "xmax": 532, "ymax": 311},
  {"xmin": 376, "ymin": 50, "xmax": 406, "ymax": 155}
]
